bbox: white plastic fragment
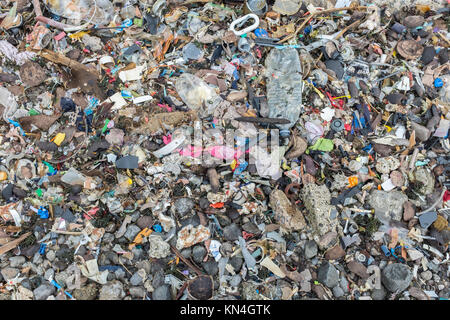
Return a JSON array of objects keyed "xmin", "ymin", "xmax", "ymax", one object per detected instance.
[
  {"xmin": 229, "ymin": 14, "xmax": 260, "ymax": 36},
  {"xmin": 153, "ymin": 135, "xmax": 186, "ymax": 158},
  {"xmin": 118, "ymin": 65, "xmax": 146, "ymax": 82},
  {"xmin": 260, "ymin": 256, "xmax": 286, "ymax": 278}
]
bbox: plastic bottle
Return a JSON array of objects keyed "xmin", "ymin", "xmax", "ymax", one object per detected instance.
[{"xmin": 265, "ymin": 47, "xmax": 303, "ymax": 136}]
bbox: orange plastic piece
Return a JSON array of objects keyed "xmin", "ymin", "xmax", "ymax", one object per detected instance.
[
  {"xmin": 210, "ymin": 202, "xmax": 224, "ymax": 209},
  {"xmin": 348, "ymin": 176, "xmax": 358, "ymax": 188}
]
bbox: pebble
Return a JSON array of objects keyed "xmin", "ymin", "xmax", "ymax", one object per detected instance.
[
  {"xmin": 324, "ymin": 245, "xmax": 346, "ymax": 260},
  {"xmin": 45, "ymin": 250, "xmax": 56, "ymax": 262},
  {"xmin": 129, "ymin": 286, "xmax": 146, "ymax": 298},
  {"xmin": 304, "ymin": 240, "xmax": 318, "ymax": 259},
  {"xmin": 136, "ymin": 216, "xmax": 153, "ymax": 229},
  {"xmin": 420, "ymin": 271, "xmax": 433, "ymax": 281},
  {"xmin": 317, "ymin": 262, "xmax": 339, "ymax": 288},
  {"xmin": 33, "ymin": 283, "xmax": 55, "ymax": 300},
  {"xmin": 403, "ymin": 201, "xmax": 415, "ymax": 222},
  {"xmin": 332, "ymin": 285, "xmax": 345, "ymax": 298},
  {"xmin": 347, "ymin": 261, "xmax": 369, "ymax": 279},
  {"xmin": 371, "ymin": 287, "xmax": 387, "ymax": 300},
  {"xmin": 1, "ymin": 267, "xmax": 19, "ymax": 281},
  {"xmin": 202, "ymin": 260, "xmax": 219, "ymax": 276},
  {"xmin": 124, "ymin": 224, "xmax": 141, "ymax": 241},
  {"xmin": 130, "ymin": 272, "xmax": 144, "ymax": 286},
  {"xmin": 174, "ymin": 198, "xmax": 195, "ymax": 216},
  {"xmin": 9, "ymin": 256, "xmax": 26, "ymax": 268},
  {"xmin": 152, "ymin": 285, "xmax": 172, "ymax": 300},
  {"xmin": 223, "ymin": 224, "xmax": 241, "ymax": 241},
  {"xmin": 73, "ymin": 283, "xmax": 98, "ymax": 300},
  {"xmin": 381, "ymin": 263, "xmax": 413, "ymax": 292},
  {"xmin": 192, "ymin": 245, "xmax": 207, "ymax": 264},
  {"xmin": 99, "ymin": 281, "xmax": 125, "ymax": 300}
]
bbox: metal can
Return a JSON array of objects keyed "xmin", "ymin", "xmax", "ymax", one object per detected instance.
[{"xmin": 244, "ymin": 0, "xmax": 268, "ymax": 16}]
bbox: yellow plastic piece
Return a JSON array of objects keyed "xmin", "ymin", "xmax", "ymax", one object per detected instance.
[{"xmin": 51, "ymin": 133, "xmax": 65, "ymax": 146}]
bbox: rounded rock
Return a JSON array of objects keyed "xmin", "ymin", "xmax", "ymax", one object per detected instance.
[{"xmin": 381, "ymin": 263, "xmax": 413, "ymax": 293}]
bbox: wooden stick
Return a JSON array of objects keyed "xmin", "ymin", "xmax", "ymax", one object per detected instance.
[
  {"xmin": 171, "ymin": 245, "xmax": 204, "ymax": 276},
  {"xmin": 335, "ymin": 19, "xmax": 362, "ymax": 40},
  {"xmin": 279, "ymin": 6, "xmax": 368, "ymax": 44},
  {"xmin": 34, "ymin": 49, "xmax": 100, "ymax": 79},
  {"xmin": 0, "ymin": 232, "xmax": 31, "ymax": 256}
]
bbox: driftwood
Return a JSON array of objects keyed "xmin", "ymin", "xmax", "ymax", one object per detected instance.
[
  {"xmin": 34, "ymin": 49, "xmax": 100, "ymax": 79},
  {"xmin": 0, "ymin": 232, "xmax": 31, "ymax": 256}
]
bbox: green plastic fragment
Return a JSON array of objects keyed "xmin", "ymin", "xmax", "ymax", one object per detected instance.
[
  {"xmin": 42, "ymin": 161, "xmax": 55, "ymax": 173},
  {"xmin": 102, "ymin": 119, "xmax": 110, "ymax": 134},
  {"xmin": 36, "ymin": 188, "xmax": 43, "ymax": 197},
  {"xmin": 308, "ymin": 138, "xmax": 334, "ymax": 153},
  {"xmin": 28, "ymin": 109, "xmax": 40, "ymax": 116},
  {"xmin": 133, "ymin": 18, "xmax": 143, "ymax": 27}
]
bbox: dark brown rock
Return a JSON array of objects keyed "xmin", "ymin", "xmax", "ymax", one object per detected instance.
[
  {"xmin": 347, "ymin": 261, "xmax": 369, "ymax": 279},
  {"xmin": 324, "ymin": 244, "xmax": 345, "ymax": 260},
  {"xmin": 19, "ymin": 61, "xmax": 47, "ymax": 87},
  {"xmin": 403, "ymin": 201, "xmax": 415, "ymax": 222}
]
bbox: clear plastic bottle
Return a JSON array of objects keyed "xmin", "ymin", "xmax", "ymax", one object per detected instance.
[{"xmin": 265, "ymin": 47, "xmax": 303, "ymax": 136}]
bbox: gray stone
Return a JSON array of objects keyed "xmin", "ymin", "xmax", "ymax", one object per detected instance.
[
  {"xmin": 44, "ymin": 268, "xmax": 55, "ymax": 281},
  {"xmin": 223, "ymin": 223, "xmax": 241, "ymax": 241},
  {"xmin": 152, "ymin": 285, "xmax": 172, "ymax": 300},
  {"xmin": 381, "ymin": 263, "xmax": 413, "ymax": 292},
  {"xmin": 202, "ymin": 260, "xmax": 219, "ymax": 276},
  {"xmin": 99, "ymin": 280, "xmax": 125, "ymax": 300},
  {"xmin": 369, "ymin": 190, "xmax": 408, "ymax": 222},
  {"xmin": 124, "ymin": 224, "xmax": 141, "ymax": 241},
  {"xmin": 180, "ymin": 248, "xmax": 192, "ymax": 259},
  {"xmin": 419, "ymin": 211, "xmax": 438, "ymax": 229},
  {"xmin": 340, "ymin": 276, "xmax": 349, "ymax": 293},
  {"xmin": 1, "ymin": 267, "xmax": 19, "ymax": 281},
  {"xmin": 347, "ymin": 261, "xmax": 369, "ymax": 279},
  {"xmin": 129, "ymin": 286, "xmax": 146, "ymax": 298},
  {"xmin": 45, "ymin": 250, "xmax": 55, "ymax": 262},
  {"xmin": 410, "ymin": 121, "xmax": 431, "ymax": 142},
  {"xmin": 270, "ymin": 189, "xmax": 306, "ymax": 231},
  {"xmin": 9, "ymin": 256, "xmax": 25, "ymax": 268},
  {"xmin": 33, "ymin": 283, "xmax": 55, "ymax": 300},
  {"xmin": 301, "ymin": 184, "xmax": 337, "ymax": 237},
  {"xmin": 103, "ymin": 233, "xmax": 114, "ymax": 243},
  {"xmin": 228, "ymin": 256, "xmax": 243, "ymax": 272},
  {"xmin": 174, "ymin": 198, "xmax": 195, "ymax": 216},
  {"xmin": 114, "ymin": 268, "xmax": 126, "ymax": 280},
  {"xmin": 136, "ymin": 216, "xmax": 153, "ymax": 229},
  {"xmin": 72, "ymin": 283, "xmax": 98, "ymax": 300},
  {"xmin": 304, "ymin": 240, "xmax": 318, "ymax": 259},
  {"xmin": 332, "ymin": 285, "xmax": 345, "ymax": 298},
  {"xmin": 230, "ymin": 274, "xmax": 242, "ymax": 287},
  {"xmin": 317, "ymin": 262, "xmax": 339, "ymax": 288},
  {"xmin": 420, "ymin": 270, "xmax": 432, "ymax": 281},
  {"xmin": 135, "ymin": 260, "xmax": 151, "ymax": 274},
  {"xmin": 300, "ymin": 269, "xmax": 312, "ymax": 282},
  {"xmin": 300, "ymin": 281, "xmax": 311, "ymax": 292},
  {"xmin": 54, "ymin": 272, "xmax": 69, "ymax": 287},
  {"xmin": 130, "ymin": 272, "xmax": 144, "ymax": 286},
  {"xmin": 371, "ymin": 286, "xmax": 387, "ymax": 300}
]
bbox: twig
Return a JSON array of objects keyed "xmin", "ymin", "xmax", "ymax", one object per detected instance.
[
  {"xmin": 279, "ymin": 6, "xmax": 368, "ymax": 44},
  {"xmin": 334, "ymin": 19, "xmax": 362, "ymax": 40},
  {"xmin": 0, "ymin": 232, "xmax": 31, "ymax": 256},
  {"xmin": 170, "ymin": 245, "xmax": 204, "ymax": 276}
]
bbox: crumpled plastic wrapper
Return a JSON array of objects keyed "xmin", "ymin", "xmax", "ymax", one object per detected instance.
[
  {"xmin": 75, "ymin": 255, "xmax": 108, "ymax": 285},
  {"xmin": 176, "ymin": 224, "xmax": 211, "ymax": 250}
]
